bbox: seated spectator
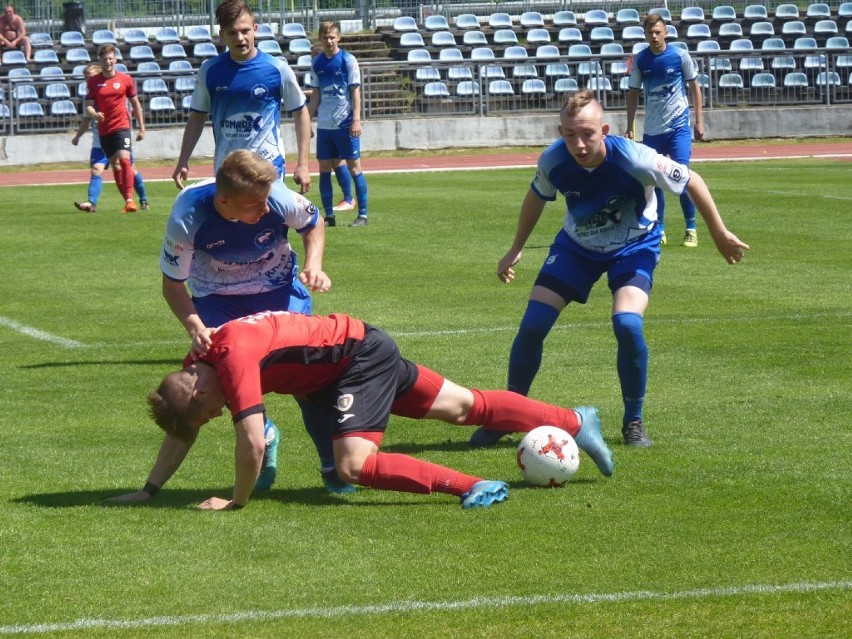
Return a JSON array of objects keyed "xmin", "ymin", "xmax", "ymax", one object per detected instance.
[{"xmin": 0, "ymin": 5, "xmax": 31, "ymax": 61}]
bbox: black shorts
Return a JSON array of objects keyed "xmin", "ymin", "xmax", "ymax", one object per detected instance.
[
  {"xmin": 100, "ymin": 129, "xmax": 133, "ymax": 159},
  {"xmin": 307, "ymin": 325, "xmax": 418, "ymax": 436}
]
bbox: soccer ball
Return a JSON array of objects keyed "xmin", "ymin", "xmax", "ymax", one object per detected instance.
[{"xmin": 517, "ymin": 426, "xmax": 580, "ymax": 487}]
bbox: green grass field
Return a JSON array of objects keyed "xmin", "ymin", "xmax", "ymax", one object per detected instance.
[{"xmin": 0, "ymin": 159, "xmax": 849, "ymax": 637}]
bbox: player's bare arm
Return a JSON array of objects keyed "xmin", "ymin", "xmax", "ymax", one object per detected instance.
[
  {"xmin": 198, "ymin": 413, "xmax": 265, "ymax": 510},
  {"xmin": 292, "ymin": 106, "xmax": 312, "ymax": 193},
  {"xmin": 162, "ymin": 276, "xmax": 214, "ymax": 356},
  {"xmin": 687, "ymin": 172, "xmax": 749, "ymax": 264},
  {"xmin": 105, "ymin": 433, "xmax": 195, "ymax": 503},
  {"xmin": 173, "ymin": 112, "xmax": 207, "ymax": 189},
  {"xmin": 499, "ymin": 190, "xmax": 547, "ymax": 283},
  {"xmin": 298, "ymin": 222, "xmax": 331, "ymax": 292}
]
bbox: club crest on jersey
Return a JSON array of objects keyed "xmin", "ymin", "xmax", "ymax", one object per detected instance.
[
  {"xmin": 336, "ymin": 394, "xmax": 354, "ymax": 412},
  {"xmin": 665, "ymin": 66, "xmax": 676, "ymax": 78},
  {"xmin": 113, "ymin": 82, "xmax": 121, "ymax": 90},
  {"xmin": 251, "ymin": 84, "xmax": 269, "ymax": 100},
  {"xmin": 255, "ymin": 229, "xmax": 274, "ymax": 248}
]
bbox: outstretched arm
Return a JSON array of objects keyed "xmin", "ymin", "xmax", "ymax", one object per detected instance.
[
  {"xmin": 687, "ymin": 171, "xmax": 749, "ymax": 264},
  {"xmin": 497, "ymin": 189, "xmax": 548, "ymax": 283},
  {"xmin": 105, "ymin": 433, "xmax": 196, "ymax": 503},
  {"xmin": 198, "ymin": 413, "xmax": 265, "ymax": 510}
]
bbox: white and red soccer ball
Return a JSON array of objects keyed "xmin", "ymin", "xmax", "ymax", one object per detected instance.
[{"xmin": 516, "ymin": 426, "xmax": 580, "ymax": 487}]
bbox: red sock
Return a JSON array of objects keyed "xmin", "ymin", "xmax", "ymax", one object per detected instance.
[
  {"xmin": 112, "ymin": 167, "xmax": 123, "ymax": 195},
  {"xmin": 358, "ymin": 452, "xmax": 479, "ymax": 497},
  {"xmin": 119, "ymin": 157, "xmax": 134, "ymax": 200},
  {"xmin": 463, "ymin": 390, "xmax": 580, "ymax": 436}
]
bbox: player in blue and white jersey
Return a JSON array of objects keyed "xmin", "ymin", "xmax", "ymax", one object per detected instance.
[
  {"xmin": 172, "ymin": 0, "xmax": 311, "ymax": 193},
  {"xmin": 469, "ymin": 91, "xmax": 748, "ymax": 449},
  {"xmin": 308, "ymin": 21, "xmax": 368, "ymax": 227},
  {"xmin": 626, "ymin": 12, "xmax": 704, "ymax": 247}
]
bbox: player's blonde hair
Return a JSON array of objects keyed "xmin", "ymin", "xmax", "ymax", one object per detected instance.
[
  {"xmin": 215, "ymin": 150, "xmax": 278, "ymax": 196},
  {"xmin": 147, "ymin": 370, "xmax": 199, "ymax": 444},
  {"xmin": 83, "ymin": 63, "xmax": 102, "ymax": 78},
  {"xmin": 561, "ymin": 89, "xmax": 600, "ymax": 118},
  {"xmin": 318, "ymin": 21, "xmax": 340, "ymax": 39},
  {"xmin": 97, "ymin": 44, "xmax": 117, "ymax": 58}
]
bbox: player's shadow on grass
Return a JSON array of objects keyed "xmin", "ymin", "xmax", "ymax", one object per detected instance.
[{"xmin": 21, "ymin": 358, "xmax": 180, "ymax": 369}]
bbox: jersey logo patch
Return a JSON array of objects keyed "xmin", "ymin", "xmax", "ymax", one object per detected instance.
[
  {"xmin": 251, "ymin": 84, "xmax": 269, "ymax": 100},
  {"xmin": 336, "ymin": 394, "xmax": 354, "ymax": 412}
]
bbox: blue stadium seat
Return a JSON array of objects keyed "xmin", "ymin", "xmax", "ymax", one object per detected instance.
[
  {"xmin": 730, "ymin": 38, "xmax": 754, "ymax": 51},
  {"xmin": 553, "ymin": 11, "xmax": 577, "ymax": 27},
  {"xmin": 93, "ymin": 29, "xmax": 117, "ymax": 45},
  {"xmin": 169, "ymin": 59, "xmax": 194, "ymax": 73},
  {"xmin": 455, "ymin": 14, "xmax": 480, "ymax": 30},
  {"xmin": 424, "ymin": 15, "xmax": 450, "ymax": 31},
  {"xmin": 155, "ymin": 27, "xmax": 181, "ymax": 44},
  {"xmin": 182, "ymin": 94, "xmax": 193, "ymax": 110},
  {"xmin": 186, "ymin": 25, "xmax": 212, "ymax": 43},
  {"xmin": 781, "ymin": 21, "xmax": 807, "ymax": 37},
  {"xmin": 258, "ymin": 39, "xmax": 283, "ymax": 55},
  {"xmin": 648, "ymin": 7, "xmax": 672, "ymax": 22},
  {"xmin": 493, "ymin": 29, "xmax": 518, "ymax": 45},
  {"xmin": 526, "ymin": 28, "xmax": 551, "ymax": 44},
  {"xmin": 840, "ymin": 3, "xmax": 852, "ymax": 18},
  {"xmin": 586, "ymin": 76, "xmax": 613, "ymax": 92},
  {"xmin": 7, "ymin": 67, "xmax": 32, "ymax": 81},
  {"xmin": 406, "ymin": 48, "xmax": 431, "ymax": 63},
  {"xmin": 680, "ymin": 7, "xmax": 705, "ymax": 23},
  {"xmin": 161, "ymin": 43, "xmax": 187, "ymax": 59},
  {"xmin": 687, "ymin": 24, "xmax": 712, "ymax": 40},
  {"xmin": 423, "ymin": 81, "xmax": 450, "ymax": 97},
  {"xmin": 774, "ymin": 4, "xmax": 800, "ymax": 20},
  {"xmin": 718, "ymin": 23, "xmax": 743, "ymax": 39},
  {"xmin": 761, "ymin": 37, "xmax": 786, "ymax": 50},
  {"xmin": 39, "ymin": 65, "xmax": 64, "ymax": 77},
  {"xmin": 544, "ymin": 63, "xmax": 571, "ymax": 78},
  {"xmin": 174, "ymin": 76, "xmax": 197, "ymax": 92},
  {"xmin": 50, "ymin": 99, "xmax": 77, "ymax": 116},
  {"xmin": 438, "ymin": 48, "xmax": 463, "ymax": 62},
  {"xmin": 718, "ymin": 72, "xmax": 744, "ymax": 88},
  {"xmin": 740, "ymin": 56, "xmax": 764, "ymax": 71},
  {"xmin": 282, "ymin": 23, "xmax": 307, "ymax": 38},
  {"xmin": 399, "ymin": 32, "xmax": 425, "ymax": 47},
  {"xmin": 123, "ymin": 28, "xmax": 148, "ymax": 45},
  {"xmin": 815, "ymin": 71, "xmax": 841, "ymax": 86},
  {"xmin": 447, "ymin": 65, "xmax": 473, "ymax": 80},
  {"xmin": 806, "ymin": 3, "xmax": 831, "ymax": 20},
  {"xmin": 488, "ymin": 13, "xmax": 513, "ymax": 29},
  {"xmin": 826, "ymin": 36, "xmax": 850, "ymax": 49},
  {"xmin": 18, "ymin": 102, "xmax": 45, "ymax": 117},
  {"xmin": 814, "ymin": 20, "xmax": 838, "ymax": 36},
  {"xmin": 2, "ymin": 50, "xmax": 27, "ymax": 65},
  {"xmin": 750, "ymin": 22, "xmax": 775, "ymax": 37},
  {"xmin": 455, "ymin": 80, "xmax": 480, "ymax": 96},
  {"xmin": 744, "ymin": 5, "xmax": 768, "ymax": 22},
  {"xmin": 130, "ymin": 45, "xmax": 156, "ymax": 61},
  {"xmin": 29, "ymin": 32, "xmax": 53, "ymax": 48},
  {"xmin": 470, "ymin": 47, "xmax": 495, "ymax": 61},
  {"xmin": 794, "ymin": 37, "xmax": 818, "ymax": 49},
  {"xmin": 783, "ymin": 71, "xmax": 809, "ymax": 87},
  {"xmin": 463, "ymin": 31, "xmax": 488, "ymax": 46},
  {"xmin": 13, "ymin": 84, "xmax": 38, "ymax": 100},
  {"xmin": 142, "ymin": 78, "xmax": 169, "ymax": 94},
  {"xmin": 771, "ymin": 55, "xmax": 796, "ymax": 70},
  {"xmin": 616, "ymin": 9, "xmax": 640, "ymax": 25},
  {"xmin": 393, "ymin": 16, "xmax": 418, "ymax": 32},
  {"xmin": 669, "ymin": 41, "xmax": 688, "ymax": 51},
  {"xmin": 488, "ymin": 79, "xmax": 514, "ymax": 95},
  {"xmin": 621, "ymin": 26, "xmax": 645, "ymax": 42},
  {"xmin": 415, "ymin": 66, "xmax": 441, "ymax": 81},
  {"xmin": 288, "ymin": 38, "xmax": 312, "ymax": 55},
  {"xmin": 535, "ymin": 45, "xmax": 560, "ymax": 59},
  {"xmin": 33, "ymin": 49, "xmax": 60, "ymax": 64},
  {"xmin": 60, "ymin": 31, "xmax": 85, "ymax": 47},
  {"xmin": 750, "ymin": 72, "xmax": 776, "ymax": 88},
  {"xmin": 294, "ymin": 54, "xmax": 312, "ymax": 69},
  {"xmin": 431, "ymin": 31, "xmax": 456, "ymax": 47},
  {"xmin": 45, "ymin": 82, "xmax": 71, "ymax": 99},
  {"xmin": 65, "ymin": 48, "xmax": 91, "ymax": 63},
  {"xmin": 193, "ymin": 42, "xmax": 219, "ymax": 58},
  {"xmin": 520, "ymin": 11, "xmax": 545, "ymax": 28},
  {"xmin": 666, "ymin": 24, "xmax": 679, "ymax": 39},
  {"xmin": 512, "ymin": 63, "xmax": 538, "ymax": 78},
  {"xmin": 0, "ymin": 104, "xmax": 11, "ymax": 118},
  {"xmin": 712, "ymin": 6, "xmax": 737, "ymax": 23},
  {"xmin": 584, "ymin": 10, "xmax": 609, "ymax": 27},
  {"xmin": 256, "ymin": 24, "xmax": 276, "ymax": 40},
  {"xmin": 521, "ymin": 78, "xmax": 547, "ymax": 95},
  {"xmin": 149, "ymin": 96, "xmax": 177, "ymax": 113},
  {"xmin": 554, "ymin": 77, "xmax": 579, "ymax": 93},
  {"xmin": 135, "ymin": 61, "xmax": 162, "ymax": 76},
  {"xmin": 590, "ymin": 27, "xmax": 614, "ymax": 44},
  {"xmin": 480, "ymin": 65, "xmax": 505, "ymax": 79},
  {"xmin": 567, "ymin": 44, "xmax": 592, "ymax": 58},
  {"xmin": 503, "ymin": 45, "xmax": 528, "ymax": 60},
  {"xmin": 559, "ymin": 27, "xmax": 583, "ymax": 44}
]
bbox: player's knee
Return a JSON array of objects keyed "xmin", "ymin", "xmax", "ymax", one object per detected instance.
[{"xmin": 612, "ymin": 312, "xmax": 645, "ymax": 347}]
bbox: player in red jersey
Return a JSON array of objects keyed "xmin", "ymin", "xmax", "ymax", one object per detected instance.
[
  {"xmin": 85, "ymin": 44, "xmax": 146, "ymax": 213},
  {"xmin": 134, "ymin": 310, "xmax": 614, "ymax": 511}
]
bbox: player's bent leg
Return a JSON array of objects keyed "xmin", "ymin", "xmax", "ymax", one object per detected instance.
[
  {"xmin": 571, "ymin": 406, "xmax": 614, "ymax": 477},
  {"xmin": 299, "ymin": 399, "xmax": 355, "ymax": 494},
  {"xmin": 254, "ymin": 417, "xmax": 280, "ymax": 490}
]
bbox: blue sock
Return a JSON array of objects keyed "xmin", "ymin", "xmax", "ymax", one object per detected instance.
[
  {"xmin": 297, "ymin": 399, "xmax": 336, "ymax": 471},
  {"xmin": 134, "ymin": 171, "xmax": 147, "ymax": 202},
  {"xmin": 612, "ymin": 312, "xmax": 648, "ymax": 426},
  {"xmin": 319, "ymin": 172, "xmax": 334, "ymax": 217},
  {"xmin": 655, "ymin": 186, "xmax": 666, "ymax": 231},
  {"xmin": 508, "ymin": 300, "xmax": 560, "ymax": 395},
  {"xmin": 88, "ymin": 174, "xmax": 103, "ymax": 205},
  {"xmin": 353, "ymin": 172, "xmax": 368, "ymax": 217},
  {"xmin": 680, "ymin": 191, "xmax": 696, "ymax": 231},
  {"xmin": 334, "ymin": 164, "xmax": 353, "ymax": 202}
]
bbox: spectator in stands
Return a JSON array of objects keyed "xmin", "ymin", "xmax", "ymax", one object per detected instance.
[
  {"xmin": 172, "ymin": 0, "xmax": 311, "ymax": 193},
  {"xmin": 308, "ymin": 21, "xmax": 368, "ymax": 227},
  {"xmin": 0, "ymin": 5, "xmax": 31, "ymax": 61},
  {"xmin": 625, "ymin": 13, "xmax": 704, "ymax": 248},
  {"xmin": 72, "ymin": 64, "xmax": 149, "ymax": 213},
  {"xmin": 469, "ymin": 90, "xmax": 748, "ymax": 450},
  {"xmin": 84, "ymin": 45, "xmax": 146, "ymax": 213}
]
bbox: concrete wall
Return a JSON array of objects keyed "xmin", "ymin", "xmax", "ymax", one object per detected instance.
[{"xmin": 1, "ymin": 105, "xmax": 850, "ymax": 167}]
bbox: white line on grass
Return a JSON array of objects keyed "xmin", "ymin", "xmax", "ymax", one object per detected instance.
[
  {"xmin": 1, "ymin": 580, "xmax": 849, "ymax": 635},
  {"xmin": 0, "ymin": 316, "xmax": 85, "ymax": 349}
]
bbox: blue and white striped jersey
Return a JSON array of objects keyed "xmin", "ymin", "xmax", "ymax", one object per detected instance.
[
  {"xmin": 628, "ymin": 45, "xmax": 698, "ymax": 135},
  {"xmin": 309, "ymin": 49, "xmax": 361, "ymax": 130}
]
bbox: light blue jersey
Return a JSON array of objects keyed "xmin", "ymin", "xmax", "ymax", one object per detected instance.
[
  {"xmin": 628, "ymin": 45, "xmax": 698, "ymax": 135},
  {"xmin": 161, "ymin": 179, "xmax": 320, "ymax": 298},
  {"xmin": 309, "ymin": 49, "xmax": 360, "ymax": 130},
  {"xmin": 532, "ymin": 136, "xmax": 689, "ymax": 258},
  {"xmin": 190, "ymin": 50, "xmax": 306, "ymax": 174}
]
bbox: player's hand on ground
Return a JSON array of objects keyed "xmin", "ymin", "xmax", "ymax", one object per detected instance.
[
  {"xmin": 299, "ymin": 269, "xmax": 331, "ymax": 293},
  {"xmin": 104, "ymin": 490, "xmax": 152, "ymax": 504},
  {"xmin": 713, "ymin": 232, "xmax": 750, "ymax": 264},
  {"xmin": 293, "ymin": 166, "xmax": 312, "ymax": 194},
  {"xmin": 497, "ymin": 250, "xmax": 522, "ymax": 284},
  {"xmin": 198, "ymin": 496, "xmax": 235, "ymax": 511},
  {"xmin": 173, "ymin": 166, "xmax": 188, "ymax": 190}
]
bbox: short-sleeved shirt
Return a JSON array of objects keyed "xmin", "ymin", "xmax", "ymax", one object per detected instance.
[
  {"xmin": 627, "ymin": 45, "xmax": 698, "ymax": 135},
  {"xmin": 86, "ymin": 72, "xmax": 137, "ymax": 136},
  {"xmin": 199, "ymin": 311, "xmax": 367, "ymax": 422},
  {"xmin": 190, "ymin": 50, "xmax": 306, "ymax": 173},
  {"xmin": 532, "ymin": 135, "xmax": 690, "ymax": 259},
  {"xmin": 310, "ymin": 49, "xmax": 361, "ymax": 130},
  {"xmin": 160, "ymin": 179, "xmax": 319, "ymax": 298}
]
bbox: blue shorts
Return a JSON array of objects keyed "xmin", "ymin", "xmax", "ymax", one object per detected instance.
[
  {"xmin": 534, "ymin": 235, "xmax": 659, "ymax": 304},
  {"xmin": 90, "ymin": 147, "xmax": 135, "ymax": 168},
  {"xmin": 642, "ymin": 126, "xmax": 693, "ymax": 165},
  {"xmin": 316, "ymin": 127, "xmax": 361, "ymax": 161},
  {"xmin": 192, "ymin": 281, "xmax": 312, "ymax": 328}
]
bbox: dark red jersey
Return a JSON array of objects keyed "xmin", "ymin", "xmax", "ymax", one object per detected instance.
[{"xmin": 86, "ymin": 72, "xmax": 136, "ymax": 135}]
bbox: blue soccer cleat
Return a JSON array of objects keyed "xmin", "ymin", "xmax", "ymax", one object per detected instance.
[
  {"xmin": 468, "ymin": 427, "xmax": 507, "ymax": 448},
  {"xmin": 572, "ymin": 406, "xmax": 615, "ymax": 477},
  {"xmin": 255, "ymin": 420, "xmax": 280, "ymax": 491},
  {"xmin": 321, "ymin": 468, "xmax": 356, "ymax": 494},
  {"xmin": 460, "ymin": 480, "xmax": 509, "ymax": 509}
]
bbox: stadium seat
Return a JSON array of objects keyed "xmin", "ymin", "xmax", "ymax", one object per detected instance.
[
  {"xmin": 161, "ymin": 43, "xmax": 187, "ymax": 59},
  {"xmin": 13, "ymin": 84, "xmax": 38, "ymax": 100},
  {"xmin": 256, "ymin": 24, "xmax": 276, "ymax": 40},
  {"xmin": 687, "ymin": 24, "xmax": 712, "ymax": 40},
  {"xmin": 520, "ymin": 11, "xmax": 544, "ymax": 28},
  {"xmin": 174, "ymin": 75, "xmax": 197, "ymax": 92},
  {"xmin": 761, "ymin": 37, "xmax": 786, "ymax": 50},
  {"xmin": 553, "ymin": 11, "xmax": 577, "ymax": 27},
  {"xmin": 697, "ymin": 39, "xmax": 722, "ymax": 53},
  {"xmin": 535, "ymin": 45, "xmax": 560, "ymax": 59},
  {"xmin": 186, "ymin": 25, "xmax": 212, "ymax": 43},
  {"xmin": 65, "ymin": 48, "xmax": 91, "ymax": 63},
  {"xmin": 18, "ymin": 102, "xmax": 45, "ymax": 117},
  {"xmin": 130, "ymin": 45, "xmax": 156, "ymax": 61},
  {"xmin": 669, "ymin": 41, "xmax": 688, "ymax": 51},
  {"xmin": 33, "ymin": 49, "xmax": 60, "ymax": 64},
  {"xmin": 50, "ymin": 99, "xmax": 77, "ymax": 116},
  {"xmin": 29, "ymin": 32, "xmax": 53, "ymax": 48},
  {"xmin": 712, "ymin": 6, "xmax": 737, "ymax": 23},
  {"xmin": 470, "ymin": 47, "xmax": 495, "ymax": 61},
  {"xmin": 558, "ymin": 27, "xmax": 583, "ymax": 44},
  {"xmin": 783, "ymin": 71, "xmax": 809, "ymax": 87},
  {"xmin": 45, "ymin": 82, "xmax": 71, "ymax": 99},
  {"xmin": 586, "ymin": 76, "xmax": 613, "ymax": 92},
  {"xmin": 463, "ymin": 30, "xmax": 488, "ymax": 46},
  {"xmin": 526, "ymin": 28, "xmax": 551, "ymax": 44},
  {"xmin": 39, "ymin": 65, "xmax": 64, "ymax": 77},
  {"xmin": 600, "ymin": 42, "xmax": 624, "ymax": 56},
  {"xmin": 695, "ymin": 73, "xmax": 710, "ymax": 89},
  {"xmin": 590, "ymin": 27, "xmax": 614, "ymax": 44},
  {"xmin": 399, "ymin": 32, "xmax": 425, "ymax": 47},
  {"xmin": 544, "ymin": 63, "xmax": 571, "ymax": 78},
  {"xmin": 718, "ymin": 72, "xmax": 744, "ymax": 88},
  {"xmin": 750, "ymin": 72, "xmax": 776, "ymax": 88},
  {"xmin": 803, "ymin": 53, "xmax": 826, "ymax": 68},
  {"xmin": 680, "ymin": 7, "xmax": 705, "ymax": 23},
  {"xmin": 142, "ymin": 78, "xmax": 169, "ymax": 94},
  {"xmin": 771, "ymin": 55, "xmax": 796, "ymax": 70},
  {"xmin": 567, "ymin": 44, "xmax": 592, "ymax": 58},
  {"xmin": 415, "ymin": 65, "xmax": 441, "ymax": 82},
  {"xmin": 182, "ymin": 94, "xmax": 193, "ymax": 110},
  {"xmin": 258, "ymin": 39, "xmax": 283, "ymax": 55},
  {"xmin": 423, "ymin": 81, "xmax": 450, "ymax": 97},
  {"xmin": 521, "ymin": 78, "xmax": 547, "ymax": 95},
  {"xmin": 744, "ymin": 5, "xmax": 769, "ymax": 22},
  {"xmin": 493, "ymin": 29, "xmax": 518, "ymax": 45},
  {"xmin": 0, "ymin": 104, "xmax": 10, "ymax": 118},
  {"xmin": 488, "ymin": 79, "xmax": 514, "ymax": 95},
  {"xmin": 554, "ymin": 77, "xmax": 579, "ymax": 93},
  {"xmin": 392, "ymin": 16, "xmax": 418, "ymax": 32},
  {"xmin": 447, "ymin": 65, "xmax": 473, "ymax": 80},
  {"xmin": 282, "ymin": 23, "xmax": 307, "ymax": 38},
  {"xmin": 503, "ymin": 45, "xmax": 528, "ymax": 59},
  {"xmin": 115, "ymin": 63, "xmax": 128, "ymax": 73},
  {"xmin": 815, "ymin": 70, "xmax": 841, "ymax": 86},
  {"xmin": 710, "ymin": 56, "xmax": 732, "ymax": 72},
  {"xmin": 122, "ymin": 28, "xmax": 148, "ymax": 45},
  {"xmin": 424, "ymin": 15, "xmax": 450, "ymax": 31},
  {"xmin": 92, "ymin": 29, "xmax": 117, "ymax": 45},
  {"xmin": 512, "ymin": 63, "xmax": 538, "ymax": 78},
  {"xmin": 7, "ymin": 67, "xmax": 32, "ymax": 81},
  {"xmin": 718, "ymin": 23, "xmax": 743, "ymax": 39},
  {"xmin": 648, "ymin": 7, "xmax": 672, "ymax": 22},
  {"xmin": 60, "ymin": 31, "xmax": 85, "ymax": 47},
  {"xmin": 806, "ymin": 3, "xmax": 831, "ymax": 20},
  {"xmin": 826, "ymin": 36, "xmax": 850, "ymax": 49},
  {"xmin": 841, "ymin": 3, "xmax": 852, "ymax": 18},
  {"xmin": 456, "ymin": 80, "xmax": 480, "ymax": 96},
  {"xmin": 149, "ymin": 96, "xmax": 177, "ymax": 113},
  {"xmin": 155, "ymin": 27, "xmax": 181, "ymax": 44},
  {"xmin": 488, "ymin": 13, "xmax": 513, "ymax": 29},
  {"xmin": 431, "ymin": 31, "xmax": 456, "ymax": 47},
  {"xmin": 135, "ymin": 61, "xmax": 162, "ymax": 76},
  {"xmin": 70, "ymin": 64, "xmax": 87, "ymax": 77},
  {"xmin": 192, "ymin": 42, "xmax": 218, "ymax": 57},
  {"xmin": 730, "ymin": 39, "xmax": 754, "ymax": 51},
  {"xmin": 455, "ymin": 14, "xmax": 480, "ymax": 30},
  {"xmin": 406, "ymin": 48, "xmax": 431, "ymax": 63},
  {"xmin": 577, "ymin": 60, "xmax": 604, "ymax": 78},
  {"xmin": 2, "ymin": 50, "xmax": 27, "ymax": 65},
  {"xmin": 616, "ymin": 9, "xmax": 641, "ymax": 25},
  {"xmin": 781, "ymin": 21, "xmax": 807, "ymax": 37},
  {"xmin": 774, "ymin": 4, "xmax": 799, "ymax": 20},
  {"xmin": 740, "ymin": 56, "xmax": 764, "ymax": 71},
  {"xmin": 666, "ymin": 24, "xmax": 680, "ymax": 39},
  {"xmin": 584, "ymin": 10, "xmax": 609, "ymax": 27},
  {"xmin": 794, "ymin": 37, "xmax": 818, "ymax": 49},
  {"xmin": 621, "ymin": 26, "xmax": 645, "ymax": 42},
  {"xmin": 813, "ymin": 20, "xmax": 839, "ymax": 36},
  {"xmin": 480, "ymin": 65, "xmax": 505, "ymax": 79},
  {"xmin": 438, "ymin": 48, "xmax": 463, "ymax": 62}
]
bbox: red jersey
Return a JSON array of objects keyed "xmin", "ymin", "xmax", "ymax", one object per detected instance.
[
  {"xmin": 198, "ymin": 311, "xmax": 367, "ymax": 422},
  {"xmin": 86, "ymin": 72, "xmax": 137, "ymax": 136}
]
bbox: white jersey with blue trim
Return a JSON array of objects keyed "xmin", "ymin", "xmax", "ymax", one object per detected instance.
[
  {"xmin": 190, "ymin": 50, "xmax": 306, "ymax": 173},
  {"xmin": 160, "ymin": 179, "xmax": 320, "ymax": 297},
  {"xmin": 532, "ymin": 136, "xmax": 690, "ymax": 256},
  {"xmin": 628, "ymin": 45, "xmax": 698, "ymax": 135},
  {"xmin": 309, "ymin": 49, "xmax": 360, "ymax": 130}
]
